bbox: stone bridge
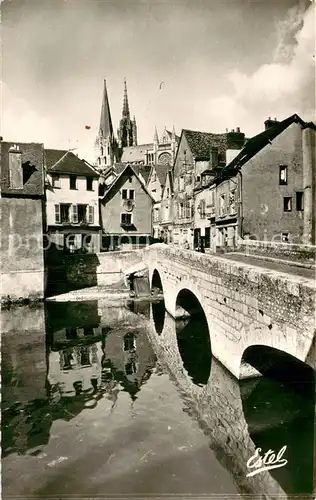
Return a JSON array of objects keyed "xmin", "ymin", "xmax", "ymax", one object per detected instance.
[{"xmin": 141, "ymin": 244, "xmax": 316, "ymax": 380}]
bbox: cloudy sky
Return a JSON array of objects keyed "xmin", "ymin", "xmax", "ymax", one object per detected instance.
[{"xmin": 1, "ymin": 0, "xmax": 314, "ymax": 161}]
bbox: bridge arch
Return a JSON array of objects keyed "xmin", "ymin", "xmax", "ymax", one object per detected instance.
[
  {"xmin": 239, "ymin": 345, "xmax": 315, "ymax": 495},
  {"xmin": 240, "ymin": 344, "xmax": 315, "ymax": 398},
  {"xmin": 175, "ymin": 288, "xmax": 212, "ymax": 387}
]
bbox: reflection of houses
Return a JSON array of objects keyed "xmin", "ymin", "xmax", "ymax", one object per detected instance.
[
  {"xmin": 45, "ymin": 149, "xmax": 101, "ymax": 253},
  {"xmin": 172, "ymin": 128, "xmax": 245, "ymax": 249},
  {"xmin": 99, "ymin": 164, "xmax": 154, "ymax": 250},
  {"xmin": 0, "ymin": 141, "xmax": 46, "ymax": 300}
]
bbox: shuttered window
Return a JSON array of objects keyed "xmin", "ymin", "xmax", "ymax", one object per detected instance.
[
  {"xmin": 72, "ymin": 204, "xmax": 78, "ymax": 223},
  {"xmin": 55, "ymin": 204, "xmax": 61, "ymax": 223},
  {"xmin": 88, "ymin": 206, "xmax": 94, "ymax": 224}
]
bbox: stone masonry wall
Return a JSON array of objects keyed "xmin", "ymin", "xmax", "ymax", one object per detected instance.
[
  {"xmin": 236, "ymin": 240, "xmax": 316, "ymax": 263},
  {"xmin": 47, "ymin": 250, "xmax": 144, "ymax": 295},
  {"xmin": 144, "ymin": 244, "xmax": 316, "ymax": 378}
]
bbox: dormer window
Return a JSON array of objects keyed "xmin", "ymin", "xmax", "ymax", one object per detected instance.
[
  {"xmin": 52, "ymin": 174, "xmax": 60, "ymax": 188},
  {"xmin": 9, "ymin": 146, "xmax": 23, "ymax": 189}
]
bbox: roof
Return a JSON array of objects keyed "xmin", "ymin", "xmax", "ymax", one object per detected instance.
[
  {"xmin": 45, "ymin": 149, "xmax": 99, "ymax": 177},
  {"xmin": 219, "ymin": 114, "xmax": 314, "ymax": 181},
  {"xmin": 0, "ymin": 141, "xmax": 45, "ymax": 196},
  {"xmin": 149, "ymin": 163, "xmax": 170, "ymax": 187},
  {"xmin": 101, "ymin": 164, "xmax": 155, "ymax": 201},
  {"xmin": 114, "ymin": 163, "xmax": 151, "ymax": 184},
  {"xmin": 181, "ymin": 128, "xmax": 245, "ymax": 160},
  {"xmin": 120, "ymin": 143, "xmax": 153, "ymax": 163},
  {"xmin": 161, "ymin": 169, "xmax": 173, "ymax": 196}
]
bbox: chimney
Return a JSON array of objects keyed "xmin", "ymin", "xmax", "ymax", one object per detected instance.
[
  {"xmin": 236, "ymin": 127, "xmax": 240, "ymax": 133},
  {"xmin": 209, "ymin": 147, "xmax": 218, "ymax": 169},
  {"xmin": 264, "ymin": 117, "xmax": 280, "ymax": 130}
]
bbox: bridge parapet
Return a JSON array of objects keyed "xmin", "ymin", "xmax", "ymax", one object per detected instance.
[{"xmin": 142, "ymin": 244, "xmax": 316, "ymax": 379}]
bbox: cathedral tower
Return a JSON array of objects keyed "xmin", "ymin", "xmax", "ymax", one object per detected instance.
[
  {"xmin": 117, "ymin": 79, "xmax": 138, "ymax": 149},
  {"xmin": 95, "ymin": 79, "xmax": 116, "ymax": 170}
]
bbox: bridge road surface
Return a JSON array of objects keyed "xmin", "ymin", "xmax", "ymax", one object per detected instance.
[{"xmin": 218, "ymin": 253, "xmax": 315, "ymax": 281}]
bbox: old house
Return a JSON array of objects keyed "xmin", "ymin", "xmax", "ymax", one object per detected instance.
[
  {"xmin": 159, "ymin": 169, "xmax": 174, "ymax": 243},
  {"xmin": 146, "ymin": 163, "xmax": 170, "ymax": 239},
  {"xmin": 100, "ymin": 164, "xmax": 153, "ymax": 250},
  {"xmin": 172, "ymin": 128, "xmax": 245, "ymax": 248},
  {"xmin": 215, "ymin": 114, "xmax": 316, "ymax": 247},
  {"xmin": 0, "ymin": 141, "xmax": 46, "ymax": 302},
  {"xmin": 45, "ymin": 149, "xmax": 101, "ymax": 253},
  {"xmin": 194, "ymin": 171, "xmax": 216, "ymax": 251}
]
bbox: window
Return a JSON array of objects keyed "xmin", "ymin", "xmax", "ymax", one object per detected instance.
[
  {"xmin": 125, "ymin": 361, "xmax": 137, "ymax": 375},
  {"xmin": 121, "ymin": 213, "xmax": 132, "ymax": 225},
  {"xmin": 179, "ymin": 203, "xmax": 184, "ymax": 218},
  {"xmin": 100, "ymin": 146, "xmax": 104, "ymax": 156},
  {"xmin": 279, "ymin": 165, "xmax": 287, "ymax": 185},
  {"xmin": 229, "ymin": 190, "xmax": 236, "ymax": 214},
  {"xmin": 167, "ymin": 188, "xmax": 170, "ymax": 197},
  {"xmin": 128, "ymin": 176, "xmax": 132, "ymax": 183},
  {"xmin": 283, "ymin": 197, "xmax": 292, "ymax": 212},
  {"xmin": 196, "ymin": 176, "xmax": 201, "ymax": 183},
  {"xmin": 52, "ymin": 174, "xmax": 60, "ymax": 188},
  {"xmin": 55, "ymin": 204, "xmax": 61, "ymax": 223},
  {"xmin": 72, "ymin": 204, "xmax": 78, "ymax": 223},
  {"xmin": 219, "ymin": 194, "xmax": 226, "ymax": 216},
  {"xmin": 179, "ymin": 176, "xmax": 184, "ymax": 191},
  {"xmin": 104, "ymin": 156, "xmax": 107, "ymax": 165},
  {"xmin": 281, "ymin": 232, "xmax": 289, "ymax": 242},
  {"xmin": 296, "ymin": 192, "xmax": 304, "ymax": 211},
  {"xmin": 86, "ymin": 177, "xmax": 93, "ymax": 191},
  {"xmin": 122, "ymin": 188, "xmax": 134, "ymax": 200},
  {"xmin": 153, "ymin": 208, "xmax": 160, "ymax": 222},
  {"xmin": 199, "ymin": 199, "xmax": 206, "ymax": 218},
  {"xmin": 60, "ymin": 204, "xmax": 70, "ymax": 223},
  {"xmin": 124, "ymin": 333, "xmax": 136, "ymax": 351},
  {"xmin": 152, "ymin": 172, "xmax": 157, "ymax": 181},
  {"xmin": 69, "ymin": 175, "xmax": 77, "ymax": 190},
  {"xmin": 78, "ymin": 204, "xmax": 88, "ymax": 223}
]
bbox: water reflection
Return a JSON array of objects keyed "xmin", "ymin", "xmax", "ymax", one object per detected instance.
[
  {"xmin": 152, "ymin": 299, "xmax": 165, "ymax": 335},
  {"xmin": 147, "ymin": 309, "xmax": 315, "ymax": 497},
  {"xmin": 2, "ymin": 300, "xmax": 156, "ymax": 458},
  {"xmin": 240, "ymin": 375, "xmax": 315, "ymax": 495}
]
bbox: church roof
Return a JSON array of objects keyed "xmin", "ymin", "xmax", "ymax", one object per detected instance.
[
  {"xmin": 114, "ymin": 163, "xmax": 151, "ymax": 184},
  {"xmin": 45, "ymin": 149, "xmax": 99, "ymax": 177},
  {"xmin": 150, "ymin": 164, "xmax": 170, "ymax": 187},
  {"xmin": 99, "ymin": 79, "xmax": 114, "ymax": 139},
  {"xmin": 121, "ymin": 143, "xmax": 153, "ymax": 163}
]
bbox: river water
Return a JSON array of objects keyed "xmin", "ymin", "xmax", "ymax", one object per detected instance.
[{"xmin": 1, "ymin": 297, "xmax": 315, "ymax": 499}]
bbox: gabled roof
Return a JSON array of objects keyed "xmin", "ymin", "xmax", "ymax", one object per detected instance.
[
  {"xmin": 148, "ymin": 163, "xmax": 170, "ymax": 187},
  {"xmin": 218, "ymin": 114, "xmax": 315, "ymax": 181},
  {"xmin": 0, "ymin": 141, "xmax": 45, "ymax": 196},
  {"xmin": 45, "ymin": 149, "xmax": 99, "ymax": 177},
  {"xmin": 101, "ymin": 164, "xmax": 155, "ymax": 201},
  {"xmin": 114, "ymin": 163, "xmax": 151, "ymax": 184},
  {"xmin": 161, "ymin": 169, "xmax": 173, "ymax": 198}
]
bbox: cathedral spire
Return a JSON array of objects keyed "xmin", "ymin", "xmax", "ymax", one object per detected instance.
[
  {"xmin": 122, "ymin": 78, "xmax": 130, "ymax": 119},
  {"xmin": 99, "ymin": 79, "xmax": 113, "ymax": 139}
]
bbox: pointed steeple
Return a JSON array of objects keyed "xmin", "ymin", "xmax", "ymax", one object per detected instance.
[
  {"xmin": 172, "ymin": 125, "xmax": 176, "ymax": 141},
  {"xmin": 99, "ymin": 79, "xmax": 113, "ymax": 139},
  {"xmin": 122, "ymin": 78, "xmax": 130, "ymax": 119},
  {"xmin": 153, "ymin": 126, "xmax": 159, "ymax": 144}
]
